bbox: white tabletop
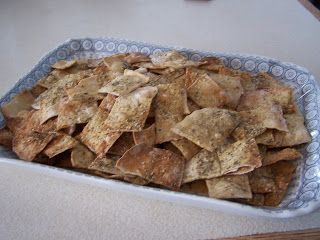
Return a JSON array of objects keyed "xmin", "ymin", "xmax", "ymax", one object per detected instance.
[{"xmin": 1, "ymin": 0, "xmax": 320, "ymax": 239}]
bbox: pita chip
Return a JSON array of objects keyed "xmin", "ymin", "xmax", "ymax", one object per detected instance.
[
  {"xmin": 104, "ymin": 86, "xmax": 157, "ymax": 132},
  {"xmin": 124, "ymin": 52, "xmax": 150, "ymax": 64},
  {"xmin": 187, "ymin": 71, "xmax": 227, "ymax": 108},
  {"xmin": 171, "ymin": 138, "xmax": 201, "ymax": 161},
  {"xmin": 172, "ymin": 108, "xmax": 240, "ymax": 151},
  {"xmin": 57, "ymin": 99, "xmax": 98, "ymax": 130},
  {"xmin": 0, "ymin": 128, "xmax": 13, "ymax": 148},
  {"xmin": 70, "ymin": 143, "xmax": 95, "ymax": 168},
  {"xmin": 79, "ymin": 94, "xmax": 121, "ymax": 155},
  {"xmin": 155, "ymin": 83, "xmax": 187, "ymax": 143},
  {"xmin": 99, "ymin": 70, "xmax": 150, "ymax": 95},
  {"xmin": 79, "ymin": 108, "xmax": 122, "ymax": 155},
  {"xmin": 255, "ymin": 129, "xmax": 274, "ymax": 145},
  {"xmin": 218, "ymin": 138, "xmax": 262, "ymax": 175},
  {"xmin": 37, "ymin": 75, "xmax": 58, "ymax": 89},
  {"xmin": 199, "ymin": 57, "xmax": 224, "ymax": 72},
  {"xmin": 262, "ymin": 148, "xmax": 302, "ymax": 166},
  {"xmin": 264, "ymin": 161, "xmax": 296, "ymax": 206},
  {"xmin": 108, "ymin": 132, "xmax": 135, "ymax": 155},
  {"xmin": 270, "ymin": 113, "xmax": 311, "ymax": 147},
  {"xmin": 12, "ymin": 111, "xmax": 57, "ymax": 161},
  {"xmin": 183, "ymin": 149, "xmax": 221, "ymax": 183},
  {"xmin": 248, "ymin": 167, "xmax": 276, "ymax": 193},
  {"xmin": 150, "ymin": 51, "xmax": 199, "ymax": 69},
  {"xmin": 180, "ymin": 180, "xmax": 209, "ymax": 197},
  {"xmin": 52, "ymin": 60, "xmax": 76, "ymax": 70},
  {"xmin": 206, "ymin": 175, "xmax": 252, "ymax": 199},
  {"xmin": 208, "ymin": 72, "xmax": 244, "ymax": 109},
  {"xmin": 89, "ymin": 155, "xmax": 122, "ymax": 175},
  {"xmin": 1, "ymin": 91, "xmax": 34, "ymax": 119},
  {"xmin": 236, "ymin": 193, "xmax": 265, "ymax": 206},
  {"xmin": 116, "ymin": 144, "xmax": 185, "ymax": 190},
  {"xmin": 66, "ymin": 76, "xmax": 105, "ymax": 101},
  {"xmin": 133, "ymin": 124, "xmax": 156, "ymax": 146},
  {"xmin": 43, "ymin": 133, "xmax": 78, "ymax": 158}
]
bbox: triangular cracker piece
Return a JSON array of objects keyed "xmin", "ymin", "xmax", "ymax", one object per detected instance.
[
  {"xmin": 104, "ymin": 86, "xmax": 157, "ymax": 132},
  {"xmin": 248, "ymin": 167, "xmax": 276, "ymax": 193},
  {"xmin": 183, "ymin": 149, "xmax": 221, "ymax": 184},
  {"xmin": 116, "ymin": 143, "xmax": 185, "ymax": 190},
  {"xmin": 108, "ymin": 132, "xmax": 135, "ymax": 155},
  {"xmin": 70, "ymin": 143, "xmax": 95, "ymax": 168},
  {"xmin": 1, "ymin": 90, "xmax": 34, "ymax": 119},
  {"xmin": 208, "ymin": 73, "xmax": 244, "ymax": 109},
  {"xmin": 171, "ymin": 138, "xmax": 201, "ymax": 161},
  {"xmin": 133, "ymin": 124, "xmax": 156, "ymax": 146},
  {"xmin": 150, "ymin": 51, "xmax": 199, "ymax": 69},
  {"xmin": 237, "ymin": 90, "xmax": 273, "ymax": 111},
  {"xmin": 89, "ymin": 155, "xmax": 122, "ymax": 175},
  {"xmin": 264, "ymin": 161, "xmax": 296, "ymax": 206},
  {"xmin": 206, "ymin": 175, "xmax": 252, "ymax": 199},
  {"xmin": 56, "ymin": 99, "xmax": 98, "ymax": 130},
  {"xmin": 262, "ymin": 148, "xmax": 302, "ymax": 166},
  {"xmin": 218, "ymin": 138, "xmax": 262, "ymax": 175},
  {"xmin": 43, "ymin": 133, "xmax": 78, "ymax": 158},
  {"xmin": 270, "ymin": 113, "xmax": 311, "ymax": 147},
  {"xmin": 172, "ymin": 108, "xmax": 240, "ymax": 151},
  {"xmin": 99, "ymin": 70, "xmax": 150, "ymax": 95},
  {"xmin": 52, "ymin": 60, "xmax": 76, "ymax": 70},
  {"xmin": 155, "ymin": 83, "xmax": 187, "ymax": 143},
  {"xmin": 187, "ymin": 70, "xmax": 227, "ymax": 108}
]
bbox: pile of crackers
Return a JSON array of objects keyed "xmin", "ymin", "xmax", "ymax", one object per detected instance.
[{"xmin": 0, "ymin": 51, "xmax": 311, "ymax": 206}]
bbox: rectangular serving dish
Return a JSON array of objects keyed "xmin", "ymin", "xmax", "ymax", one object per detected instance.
[{"xmin": 1, "ymin": 37, "xmax": 319, "ymax": 218}]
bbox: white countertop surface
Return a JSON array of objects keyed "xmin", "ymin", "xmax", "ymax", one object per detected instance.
[{"xmin": 1, "ymin": 0, "xmax": 320, "ymax": 239}]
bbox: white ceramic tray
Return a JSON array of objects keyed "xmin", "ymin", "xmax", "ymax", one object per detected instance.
[{"xmin": 1, "ymin": 37, "xmax": 319, "ymax": 218}]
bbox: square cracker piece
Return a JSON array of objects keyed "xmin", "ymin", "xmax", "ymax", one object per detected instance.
[
  {"xmin": 104, "ymin": 86, "xmax": 158, "ymax": 132},
  {"xmin": 206, "ymin": 175, "xmax": 252, "ymax": 199},
  {"xmin": 99, "ymin": 70, "xmax": 150, "ymax": 96},
  {"xmin": 172, "ymin": 108, "xmax": 240, "ymax": 151},
  {"xmin": 155, "ymin": 83, "xmax": 187, "ymax": 143},
  {"xmin": 269, "ymin": 113, "xmax": 311, "ymax": 147},
  {"xmin": 218, "ymin": 138, "xmax": 262, "ymax": 175},
  {"xmin": 116, "ymin": 143, "xmax": 185, "ymax": 190}
]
